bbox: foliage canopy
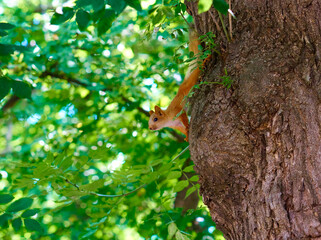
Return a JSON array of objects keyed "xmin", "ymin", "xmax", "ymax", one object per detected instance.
[{"xmin": 0, "ymin": 0, "xmax": 225, "ymax": 239}]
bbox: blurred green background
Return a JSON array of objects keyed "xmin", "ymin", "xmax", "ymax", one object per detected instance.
[{"xmin": 0, "ymin": 0, "xmax": 224, "ymax": 239}]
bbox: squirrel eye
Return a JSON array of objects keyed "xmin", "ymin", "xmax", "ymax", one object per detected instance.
[{"xmin": 154, "ymin": 118, "xmax": 158, "ymax": 122}]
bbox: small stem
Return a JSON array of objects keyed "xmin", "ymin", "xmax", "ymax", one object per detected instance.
[
  {"xmin": 179, "ymin": 165, "xmax": 198, "ymax": 193},
  {"xmin": 179, "ymin": 12, "xmax": 192, "ymax": 28},
  {"xmin": 63, "ymin": 177, "xmax": 80, "ymax": 190},
  {"xmin": 218, "ymin": 12, "xmax": 230, "ymax": 42},
  {"xmin": 171, "ymin": 145, "xmax": 189, "ymax": 163},
  {"xmin": 209, "ymin": 11, "xmax": 224, "ymax": 39},
  {"xmin": 90, "ymin": 184, "xmax": 147, "ymax": 198},
  {"xmin": 229, "ymin": 0, "xmax": 233, "ymax": 40}
]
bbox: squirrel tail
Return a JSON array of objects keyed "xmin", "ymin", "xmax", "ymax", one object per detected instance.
[
  {"xmin": 184, "ymin": 29, "xmax": 200, "ymax": 80},
  {"xmin": 188, "ymin": 30, "xmax": 200, "ymax": 56}
]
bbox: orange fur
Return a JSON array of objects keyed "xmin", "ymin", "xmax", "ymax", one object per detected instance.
[{"xmin": 149, "ymin": 31, "xmax": 210, "ymax": 141}]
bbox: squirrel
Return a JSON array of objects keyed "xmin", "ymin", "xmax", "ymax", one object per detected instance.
[{"xmin": 148, "ymin": 30, "xmax": 210, "ymax": 141}]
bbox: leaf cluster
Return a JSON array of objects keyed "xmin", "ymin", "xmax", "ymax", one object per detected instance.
[
  {"xmin": 0, "ymin": 195, "xmax": 42, "ymax": 233},
  {"xmin": 0, "ymin": 0, "xmax": 224, "ymax": 239}
]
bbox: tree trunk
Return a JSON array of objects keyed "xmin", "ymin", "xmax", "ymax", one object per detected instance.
[{"xmin": 185, "ymin": 0, "xmax": 321, "ymax": 239}]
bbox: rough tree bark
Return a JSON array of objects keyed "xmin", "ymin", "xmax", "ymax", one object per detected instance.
[{"xmin": 185, "ymin": 0, "xmax": 321, "ymax": 239}]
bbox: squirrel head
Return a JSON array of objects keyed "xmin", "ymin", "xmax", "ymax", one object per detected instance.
[{"xmin": 148, "ymin": 106, "xmax": 167, "ymax": 131}]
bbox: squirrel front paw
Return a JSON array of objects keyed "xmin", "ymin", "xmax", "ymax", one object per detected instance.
[{"xmin": 184, "ymin": 131, "xmax": 189, "ymax": 142}]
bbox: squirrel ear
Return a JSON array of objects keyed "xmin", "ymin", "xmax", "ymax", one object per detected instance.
[
  {"xmin": 154, "ymin": 106, "xmax": 163, "ymax": 115},
  {"xmin": 149, "ymin": 110, "xmax": 154, "ymax": 116}
]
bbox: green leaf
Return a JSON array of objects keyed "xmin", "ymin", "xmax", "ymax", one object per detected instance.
[
  {"xmin": 12, "ymin": 80, "xmax": 32, "ymax": 99},
  {"xmin": 0, "ymin": 213, "xmax": 12, "ymax": 227},
  {"xmin": 24, "ymin": 219, "xmax": 43, "ymax": 233},
  {"xmin": 92, "ymin": 0, "xmax": 105, "ymax": 12},
  {"xmin": 51, "ymin": 7, "xmax": 75, "ymax": 25},
  {"xmin": 75, "ymin": 155, "xmax": 89, "ymax": 169},
  {"xmin": 149, "ymin": 158, "xmax": 163, "ymax": 166},
  {"xmin": 180, "ymin": 2, "xmax": 186, "ymax": 13},
  {"xmin": 173, "ymin": 180, "xmax": 189, "ymax": 192},
  {"xmin": 0, "ymin": 76, "xmax": 12, "ymax": 100},
  {"xmin": 0, "ymin": 22, "xmax": 15, "ymax": 30},
  {"xmin": 198, "ymin": 0, "xmax": 212, "ymax": 14},
  {"xmin": 21, "ymin": 209, "xmax": 40, "ymax": 218},
  {"xmin": 152, "ymin": 11, "xmax": 164, "ymax": 25},
  {"xmin": 213, "ymin": 0, "xmax": 229, "ymax": 15},
  {"xmin": 158, "ymin": 163, "xmax": 173, "ymax": 175},
  {"xmin": 90, "ymin": 216, "xmax": 107, "ymax": 227},
  {"xmin": 124, "ymin": 0, "xmax": 142, "ymax": 11},
  {"xmin": 168, "ymin": 222, "xmax": 177, "ymax": 239},
  {"xmin": 185, "ymin": 186, "xmax": 197, "ymax": 199},
  {"xmin": 176, "ymin": 231, "xmax": 191, "ymax": 240},
  {"xmin": 76, "ymin": 0, "xmax": 105, "ymax": 12},
  {"xmin": 12, "ymin": 218, "xmax": 22, "ymax": 231},
  {"xmin": 167, "ymin": 171, "xmax": 182, "ymax": 180},
  {"xmin": 0, "ymin": 30, "xmax": 8, "ymax": 37},
  {"xmin": 189, "ymin": 175, "xmax": 199, "ymax": 182},
  {"xmin": 97, "ymin": 9, "xmax": 116, "ymax": 36},
  {"xmin": 0, "ymin": 194, "xmax": 14, "ymax": 205},
  {"xmin": 81, "ymin": 228, "xmax": 98, "ymax": 239},
  {"xmin": 142, "ymin": 171, "xmax": 159, "ymax": 183},
  {"xmin": 0, "ymin": 44, "xmax": 26, "ymax": 56},
  {"xmin": 14, "ymin": 178, "xmax": 35, "ymax": 189},
  {"xmin": 53, "ymin": 151, "xmax": 66, "ymax": 166},
  {"xmin": 80, "ymin": 179, "xmax": 105, "ymax": 191},
  {"xmin": 33, "ymin": 163, "xmax": 57, "ymax": 178},
  {"xmin": 107, "ymin": 0, "xmax": 127, "ymax": 15},
  {"xmin": 45, "ymin": 152, "xmax": 54, "ymax": 164},
  {"xmin": 6, "ymin": 198, "xmax": 33, "ymax": 212},
  {"xmin": 59, "ymin": 156, "xmax": 73, "ymax": 171},
  {"xmin": 162, "ymin": 7, "xmax": 174, "ymax": 18},
  {"xmin": 76, "ymin": 10, "xmax": 91, "ymax": 31},
  {"xmin": 183, "ymin": 165, "xmax": 194, "ymax": 173},
  {"xmin": 75, "ymin": 0, "xmax": 92, "ymax": 8}
]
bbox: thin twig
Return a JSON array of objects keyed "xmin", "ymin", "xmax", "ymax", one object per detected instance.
[
  {"xmin": 218, "ymin": 12, "xmax": 230, "ymax": 41},
  {"xmin": 171, "ymin": 145, "xmax": 189, "ymax": 162},
  {"xmin": 63, "ymin": 177, "xmax": 80, "ymax": 190},
  {"xmin": 209, "ymin": 10, "xmax": 225, "ymax": 39},
  {"xmin": 90, "ymin": 184, "xmax": 147, "ymax": 198},
  {"xmin": 179, "ymin": 12, "xmax": 192, "ymax": 28},
  {"xmin": 229, "ymin": 0, "xmax": 233, "ymax": 40}
]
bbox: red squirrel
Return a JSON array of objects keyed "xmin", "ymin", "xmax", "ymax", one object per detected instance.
[{"xmin": 148, "ymin": 31, "xmax": 210, "ymax": 141}]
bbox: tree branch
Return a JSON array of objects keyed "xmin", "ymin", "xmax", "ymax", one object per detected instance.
[
  {"xmin": 2, "ymin": 70, "xmax": 186, "ymax": 142},
  {"xmin": 39, "ymin": 71, "xmax": 88, "ymax": 87}
]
